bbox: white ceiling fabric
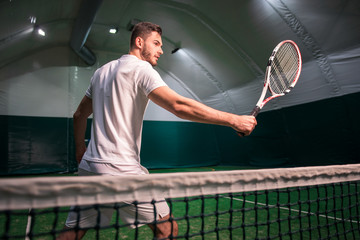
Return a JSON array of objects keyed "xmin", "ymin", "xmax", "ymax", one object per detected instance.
[{"xmin": 0, "ymin": 0, "xmax": 359, "ymax": 117}]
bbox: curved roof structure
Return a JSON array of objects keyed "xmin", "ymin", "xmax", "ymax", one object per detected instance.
[{"xmin": 1, "ymin": 0, "xmax": 359, "ymax": 117}]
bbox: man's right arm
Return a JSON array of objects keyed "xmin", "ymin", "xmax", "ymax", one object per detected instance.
[
  {"xmin": 73, "ymin": 96, "xmax": 93, "ymax": 163},
  {"xmin": 148, "ymin": 86, "xmax": 257, "ymax": 136}
]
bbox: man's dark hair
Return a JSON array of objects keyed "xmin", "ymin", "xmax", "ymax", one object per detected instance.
[{"xmin": 130, "ymin": 22, "xmax": 162, "ymax": 49}]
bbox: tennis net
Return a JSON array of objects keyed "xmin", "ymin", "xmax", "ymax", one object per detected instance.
[{"xmin": 1, "ymin": 164, "xmax": 360, "ymax": 239}]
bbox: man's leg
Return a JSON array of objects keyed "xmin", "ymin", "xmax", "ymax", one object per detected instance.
[
  {"xmin": 56, "ymin": 204, "xmax": 113, "ymax": 240},
  {"xmin": 56, "ymin": 227, "xmax": 87, "ymax": 240},
  {"xmin": 148, "ymin": 214, "xmax": 178, "ymax": 239}
]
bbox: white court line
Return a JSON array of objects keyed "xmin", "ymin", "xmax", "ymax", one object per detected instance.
[
  {"xmin": 224, "ymin": 196, "xmax": 359, "ymax": 224},
  {"xmin": 25, "ymin": 208, "xmax": 31, "ymax": 240}
]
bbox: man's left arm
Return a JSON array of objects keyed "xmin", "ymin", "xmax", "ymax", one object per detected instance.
[{"xmin": 73, "ymin": 96, "xmax": 93, "ymax": 163}]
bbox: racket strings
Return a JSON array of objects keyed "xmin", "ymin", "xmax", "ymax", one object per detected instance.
[{"xmin": 269, "ymin": 43, "xmax": 299, "ymax": 94}]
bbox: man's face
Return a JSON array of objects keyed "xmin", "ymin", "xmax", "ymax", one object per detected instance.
[{"xmin": 139, "ymin": 31, "xmax": 163, "ymax": 66}]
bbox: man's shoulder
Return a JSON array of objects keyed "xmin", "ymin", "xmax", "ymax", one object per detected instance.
[
  {"xmin": 95, "ymin": 58, "xmax": 121, "ymax": 73},
  {"xmin": 121, "ymin": 55, "xmax": 152, "ymax": 68},
  {"xmin": 95, "ymin": 55, "xmax": 156, "ymax": 78}
]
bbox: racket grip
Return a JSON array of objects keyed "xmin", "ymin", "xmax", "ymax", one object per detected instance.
[
  {"xmin": 236, "ymin": 106, "xmax": 261, "ymax": 137},
  {"xmin": 250, "ymin": 106, "xmax": 261, "ymax": 117}
]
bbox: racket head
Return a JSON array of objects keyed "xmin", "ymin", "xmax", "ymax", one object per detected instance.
[{"xmin": 266, "ymin": 40, "xmax": 302, "ymax": 96}]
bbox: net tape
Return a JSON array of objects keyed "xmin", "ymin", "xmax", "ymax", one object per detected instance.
[{"xmin": 1, "ymin": 164, "xmax": 360, "ymax": 211}]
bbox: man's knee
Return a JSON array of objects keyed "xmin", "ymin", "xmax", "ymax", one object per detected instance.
[
  {"xmin": 149, "ymin": 214, "xmax": 178, "ymax": 238},
  {"xmin": 56, "ymin": 227, "xmax": 87, "ymax": 240}
]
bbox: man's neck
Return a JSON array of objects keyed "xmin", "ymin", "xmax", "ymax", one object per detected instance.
[{"xmin": 128, "ymin": 49, "xmax": 141, "ymax": 60}]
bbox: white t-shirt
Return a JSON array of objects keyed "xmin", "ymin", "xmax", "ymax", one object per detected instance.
[{"xmin": 79, "ymin": 54, "xmax": 167, "ymax": 175}]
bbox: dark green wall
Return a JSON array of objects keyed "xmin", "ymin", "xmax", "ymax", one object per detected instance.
[
  {"xmin": 141, "ymin": 121, "xmax": 221, "ymax": 168},
  {"xmin": 215, "ymin": 93, "xmax": 360, "ymax": 167},
  {"xmin": 1, "ymin": 92, "xmax": 359, "ymax": 175},
  {"xmin": 0, "ymin": 116, "xmax": 77, "ymax": 174}
]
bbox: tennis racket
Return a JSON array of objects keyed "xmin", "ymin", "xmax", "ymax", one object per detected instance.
[{"xmin": 238, "ymin": 40, "xmax": 302, "ymax": 136}]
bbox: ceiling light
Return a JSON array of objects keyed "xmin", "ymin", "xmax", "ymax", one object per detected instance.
[
  {"xmin": 171, "ymin": 47, "xmax": 180, "ymax": 54},
  {"xmin": 37, "ymin": 28, "xmax": 46, "ymax": 36},
  {"xmin": 29, "ymin": 16, "xmax": 36, "ymax": 24},
  {"xmin": 109, "ymin": 28, "xmax": 118, "ymax": 34}
]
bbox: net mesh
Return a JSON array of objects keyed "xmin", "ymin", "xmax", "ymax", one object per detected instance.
[
  {"xmin": 1, "ymin": 164, "xmax": 360, "ymax": 240},
  {"xmin": 269, "ymin": 42, "xmax": 299, "ymax": 95}
]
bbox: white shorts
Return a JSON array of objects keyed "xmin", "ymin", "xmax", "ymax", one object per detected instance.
[{"xmin": 65, "ymin": 168, "xmax": 170, "ymax": 229}]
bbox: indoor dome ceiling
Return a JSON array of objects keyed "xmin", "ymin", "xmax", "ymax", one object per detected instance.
[{"xmin": 1, "ymin": 0, "xmax": 359, "ymax": 114}]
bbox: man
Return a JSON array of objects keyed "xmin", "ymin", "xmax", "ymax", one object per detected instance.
[{"xmin": 57, "ymin": 22, "xmax": 256, "ymax": 239}]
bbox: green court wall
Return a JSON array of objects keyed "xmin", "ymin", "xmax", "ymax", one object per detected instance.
[{"xmin": 0, "ymin": 92, "xmax": 359, "ymax": 175}]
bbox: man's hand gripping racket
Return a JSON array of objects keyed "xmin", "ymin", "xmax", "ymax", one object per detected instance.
[{"xmin": 238, "ymin": 40, "xmax": 302, "ymax": 137}]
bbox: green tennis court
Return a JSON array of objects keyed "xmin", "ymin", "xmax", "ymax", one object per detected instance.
[{"xmin": 1, "ymin": 166, "xmax": 359, "ymax": 240}]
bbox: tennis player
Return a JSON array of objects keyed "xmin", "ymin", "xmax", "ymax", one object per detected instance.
[{"xmin": 57, "ymin": 22, "xmax": 256, "ymax": 239}]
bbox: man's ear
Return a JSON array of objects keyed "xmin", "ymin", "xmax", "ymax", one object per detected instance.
[{"xmin": 135, "ymin": 37, "xmax": 144, "ymax": 49}]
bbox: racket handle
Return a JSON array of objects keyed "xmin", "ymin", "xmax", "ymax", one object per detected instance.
[
  {"xmin": 236, "ymin": 106, "xmax": 261, "ymax": 137},
  {"xmin": 250, "ymin": 106, "xmax": 261, "ymax": 117}
]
